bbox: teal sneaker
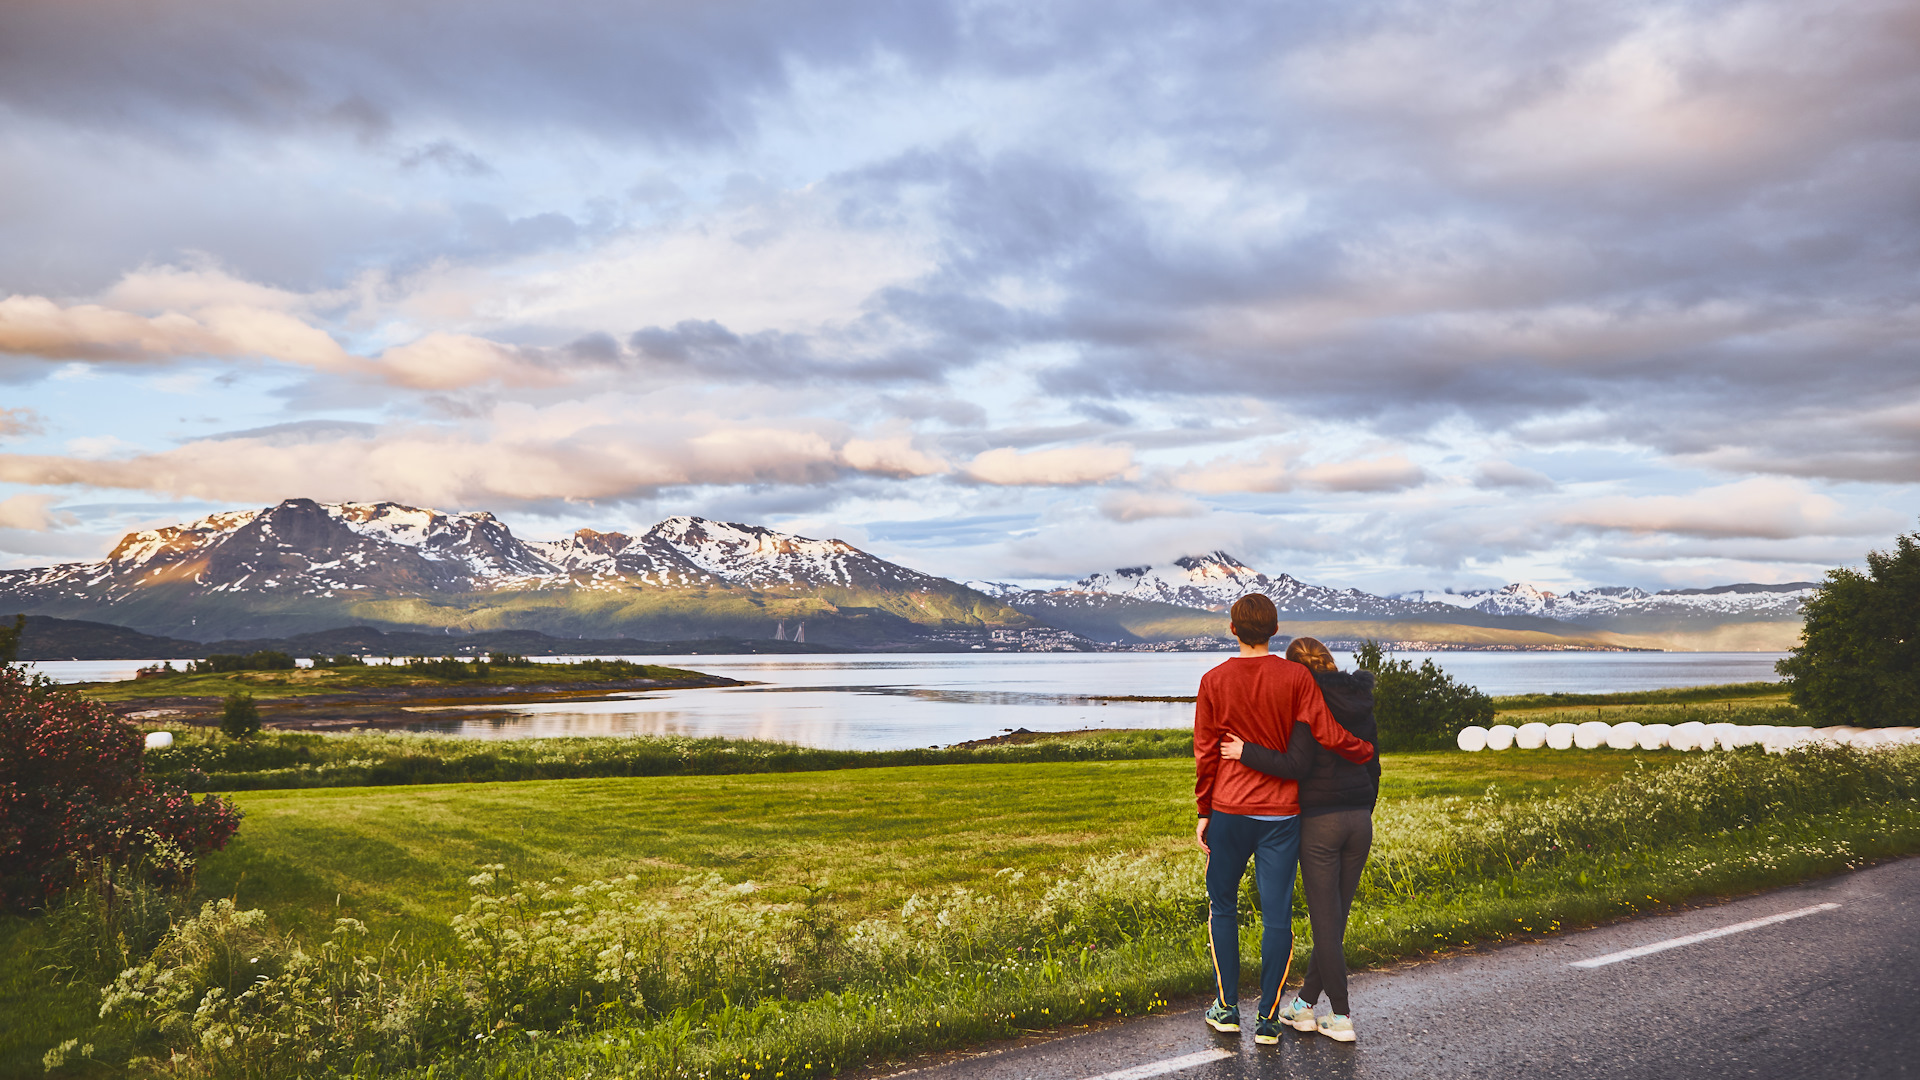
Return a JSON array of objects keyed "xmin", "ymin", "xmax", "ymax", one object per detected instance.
[
  {"xmin": 1316, "ymin": 1013, "xmax": 1356, "ymax": 1043},
  {"xmin": 1277, "ymin": 997, "xmax": 1316, "ymax": 1032},
  {"xmin": 1254, "ymin": 1016, "xmax": 1283, "ymax": 1045},
  {"xmin": 1204, "ymin": 1001, "xmax": 1240, "ymax": 1033}
]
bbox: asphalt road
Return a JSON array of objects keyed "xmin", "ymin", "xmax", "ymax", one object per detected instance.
[{"xmin": 886, "ymin": 856, "xmax": 1920, "ymax": 1080}]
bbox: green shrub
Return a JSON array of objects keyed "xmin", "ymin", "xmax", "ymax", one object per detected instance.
[
  {"xmin": 406, "ymin": 656, "xmax": 487, "ymax": 679},
  {"xmin": 309, "ymin": 653, "xmax": 366, "ymax": 668},
  {"xmin": 1777, "ymin": 526, "xmax": 1920, "ymax": 727},
  {"xmin": 218, "ymin": 693, "xmax": 260, "ymax": 739},
  {"xmin": 1355, "ymin": 641, "xmax": 1495, "ymax": 750},
  {"xmin": 192, "ymin": 651, "xmax": 295, "ymax": 674},
  {"xmin": 0, "ymin": 667, "xmax": 240, "ymax": 912}
]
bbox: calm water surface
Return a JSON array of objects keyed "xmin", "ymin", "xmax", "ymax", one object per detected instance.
[{"xmin": 30, "ymin": 650, "xmax": 1787, "ymax": 750}]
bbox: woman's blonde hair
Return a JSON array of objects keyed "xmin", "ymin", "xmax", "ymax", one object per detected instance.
[{"xmin": 1285, "ymin": 635, "xmax": 1338, "ymax": 673}]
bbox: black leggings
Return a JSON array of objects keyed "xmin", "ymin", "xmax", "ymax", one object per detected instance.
[{"xmin": 1295, "ymin": 807, "xmax": 1373, "ymax": 1015}]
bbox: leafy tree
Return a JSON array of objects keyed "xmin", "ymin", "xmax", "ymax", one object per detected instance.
[
  {"xmin": 220, "ymin": 692, "xmax": 262, "ymax": 739},
  {"xmin": 1355, "ymin": 640, "xmax": 1496, "ymax": 750},
  {"xmin": 0, "ymin": 613, "xmax": 23, "ymax": 665},
  {"xmin": 0, "ymin": 665, "xmax": 241, "ymax": 910},
  {"xmin": 1776, "ymin": 528, "xmax": 1920, "ymax": 727}
]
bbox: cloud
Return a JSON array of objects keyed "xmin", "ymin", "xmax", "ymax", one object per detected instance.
[
  {"xmin": 1099, "ymin": 492, "xmax": 1207, "ymax": 522},
  {"xmin": 0, "ymin": 293, "xmax": 352, "ymax": 369},
  {"xmin": 0, "ymin": 493, "xmax": 75, "ymax": 531},
  {"xmin": 0, "ymin": 407, "xmax": 44, "ymax": 438},
  {"xmin": 1295, "ymin": 455, "xmax": 1428, "ymax": 493},
  {"xmin": 0, "ymin": 289, "xmax": 610, "ymax": 389},
  {"xmin": 0, "ymin": 405, "xmax": 959, "ymax": 507},
  {"xmin": 0, "ymin": 0, "xmax": 1916, "ymax": 591},
  {"xmin": 1474, "ymin": 460, "xmax": 1556, "ymax": 490},
  {"xmin": 838, "ymin": 435, "xmax": 949, "ymax": 478},
  {"xmin": 1173, "ymin": 447, "xmax": 1428, "ymax": 494},
  {"xmin": 1559, "ymin": 478, "xmax": 1887, "ymax": 541},
  {"xmin": 962, "ymin": 444, "xmax": 1136, "ymax": 486}
]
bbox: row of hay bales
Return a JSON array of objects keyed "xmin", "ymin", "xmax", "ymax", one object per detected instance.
[{"xmin": 1456, "ymin": 720, "xmax": 1920, "ymax": 753}]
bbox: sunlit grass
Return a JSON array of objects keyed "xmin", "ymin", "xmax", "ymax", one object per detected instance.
[{"xmin": 15, "ymin": 744, "xmax": 1918, "ymax": 1080}]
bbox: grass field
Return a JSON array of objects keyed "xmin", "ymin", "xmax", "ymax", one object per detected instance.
[
  {"xmin": 192, "ymin": 751, "xmax": 1647, "ymax": 943},
  {"xmin": 12, "ymin": 741, "xmax": 1919, "ymax": 1080}
]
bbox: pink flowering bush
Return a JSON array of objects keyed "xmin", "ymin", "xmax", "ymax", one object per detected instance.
[{"xmin": 0, "ymin": 665, "xmax": 241, "ymax": 912}]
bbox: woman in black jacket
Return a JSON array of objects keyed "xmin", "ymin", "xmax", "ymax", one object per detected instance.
[{"xmin": 1220, "ymin": 636, "xmax": 1377, "ymax": 1043}]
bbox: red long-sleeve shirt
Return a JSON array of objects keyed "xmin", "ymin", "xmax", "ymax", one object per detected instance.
[{"xmin": 1194, "ymin": 655, "xmax": 1375, "ymax": 817}]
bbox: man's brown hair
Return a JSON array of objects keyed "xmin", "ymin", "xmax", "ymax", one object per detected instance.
[
  {"xmin": 1229, "ymin": 593, "xmax": 1279, "ymax": 646},
  {"xmin": 1285, "ymin": 635, "xmax": 1337, "ymax": 672}
]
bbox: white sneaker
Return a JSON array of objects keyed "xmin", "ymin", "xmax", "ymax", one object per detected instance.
[
  {"xmin": 1316, "ymin": 1013, "xmax": 1356, "ymax": 1042},
  {"xmin": 1277, "ymin": 997, "xmax": 1317, "ymax": 1032}
]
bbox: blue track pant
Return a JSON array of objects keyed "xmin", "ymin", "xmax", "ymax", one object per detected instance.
[{"xmin": 1204, "ymin": 812, "xmax": 1301, "ymax": 1020}]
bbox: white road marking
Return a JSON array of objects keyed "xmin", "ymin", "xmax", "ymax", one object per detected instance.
[
  {"xmin": 1571, "ymin": 903, "xmax": 1841, "ymax": 969},
  {"xmin": 1079, "ymin": 1048, "xmax": 1237, "ymax": 1080}
]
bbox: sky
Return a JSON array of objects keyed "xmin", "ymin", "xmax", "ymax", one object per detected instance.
[{"xmin": 0, "ymin": 0, "xmax": 1915, "ymax": 594}]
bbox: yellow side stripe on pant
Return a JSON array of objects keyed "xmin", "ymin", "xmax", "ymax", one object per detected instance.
[{"xmin": 1264, "ymin": 952, "xmax": 1294, "ymax": 1020}]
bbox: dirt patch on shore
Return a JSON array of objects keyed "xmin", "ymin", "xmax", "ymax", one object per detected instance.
[{"xmin": 946, "ymin": 726, "xmax": 1160, "ymax": 748}]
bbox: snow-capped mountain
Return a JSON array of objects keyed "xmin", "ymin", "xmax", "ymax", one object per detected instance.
[
  {"xmin": 1, "ymin": 500, "xmax": 966, "ymax": 600},
  {"xmin": 1071, "ymin": 552, "xmax": 1421, "ymax": 615},
  {"xmin": 1391, "ymin": 581, "xmax": 1816, "ymax": 624},
  {"xmin": 5, "ymin": 499, "xmax": 557, "ymax": 602},
  {"xmin": 983, "ymin": 551, "xmax": 1817, "ymax": 649},
  {"xmin": 0, "ymin": 499, "xmax": 1020, "ymax": 641},
  {"xmin": 1002, "ymin": 552, "xmax": 1445, "ymax": 618}
]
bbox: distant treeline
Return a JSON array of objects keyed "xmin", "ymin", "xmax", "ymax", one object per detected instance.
[{"xmin": 9, "ymin": 614, "xmax": 845, "ymax": 661}]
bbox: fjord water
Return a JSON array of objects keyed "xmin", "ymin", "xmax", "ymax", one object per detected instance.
[
  {"xmin": 406, "ymin": 650, "xmax": 1786, "ymax": 749},
  {"xmin": 32, "ymin": 650, "xmax": 1787, "ymax": 750}
]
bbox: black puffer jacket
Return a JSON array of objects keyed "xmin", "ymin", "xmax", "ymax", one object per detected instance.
[{"xmin": 1238, "ymin": 670, "xmax": 1380, "ymax": 814}]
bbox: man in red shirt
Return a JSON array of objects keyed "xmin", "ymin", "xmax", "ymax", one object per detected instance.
[{"xmin": 1194, "ymin": 593, "xmax": 1376, "ymax": 1044}]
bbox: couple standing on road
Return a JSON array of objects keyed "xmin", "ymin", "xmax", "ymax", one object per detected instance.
[{"xmin": 1193, "ymin": 593, "xmax": 1381, "ymax": 1046}]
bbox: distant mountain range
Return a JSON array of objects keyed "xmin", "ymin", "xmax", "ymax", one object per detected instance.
[
  {"xmin": 970, "ymin": 552, "xmax": 1814, "ymax": 651},
  {"xmin": 0, "ymin": 499, "xmax": 1028, "ymax": 645},
  {"xmin": 0, "ymin": 499, "xmax": 1814, "ymax": 653}
]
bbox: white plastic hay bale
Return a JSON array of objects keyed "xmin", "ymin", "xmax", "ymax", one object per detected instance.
[
  {"xmin": 1485, "ymin": 724, "xmax": 1517, "ymax": 751},
  {"xmin": 1605, "ymin": 721, "xmax": 1643, "ymax": 750},
  {"xmin": 1710, "ymin": 723, "xmax": 1742, "ymax": 751},
  {"xmin": 1669, "ymin": 721, "xmax": 1707, "ymax": 751},
  {"xmin": 1546, "ymin": 723, "xmax": 1576, "ymax": 750},
  {"xmin": 1574, "ymin": 721, "xmax": 1611, "ymax": 750},
  {"xmin": 144, "ymin": 730, "xmax": 174, "ymax": 750},
  {"xmin": 1883, "ymin": 727, "xmax": 1920, "ymax": 745},
  {"xmin": 1724, "ymin": 726, "xmax": 1767, "ymax": 750},
  {"xmin": 1637, "ymin": 723, "xmax": 1674, "ymax": 751},
  {"xmin": 1456, "ymin": 725, "xmax": 1490, "ymax": 752},
  {"xmin": 1762, "ymin": 728, "xmax": 1813, "ymax": 754},
  {"xmin": 1515, "ymin": 722, "xmax": 1550, "ymax": 749}
]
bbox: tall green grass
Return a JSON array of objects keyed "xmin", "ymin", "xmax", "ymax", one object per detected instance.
[
  {"xmin": 1490, "ymin": 680, "xmax": 1787, "ymax": 709},
  {"xmin": 42, "ymin": 746, "xmax": 1920, "ymax": 1080},
  {"xmin": 144, "ymin": 728, "xmax": 1199, "ymax": 791}
]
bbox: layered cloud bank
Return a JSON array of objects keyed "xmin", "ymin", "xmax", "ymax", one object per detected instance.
[{"xmin": 0, "ymin": 0, "xmax": 1914, "ymax": 589}]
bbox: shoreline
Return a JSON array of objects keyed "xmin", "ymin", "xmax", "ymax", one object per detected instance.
[{"xmin": 102, "ymin": 673, "xmax": 741, "ymax": 731}]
